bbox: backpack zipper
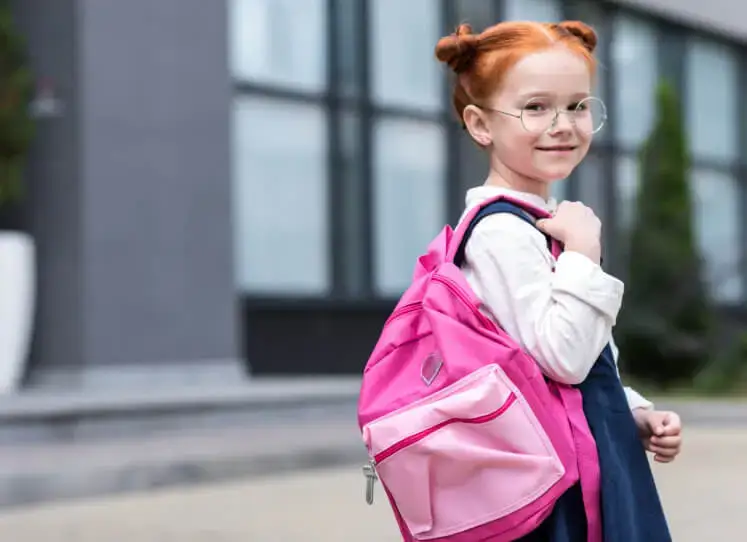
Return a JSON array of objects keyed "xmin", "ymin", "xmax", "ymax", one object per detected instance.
[
  {"xmin": 363, "ymin": 459, "xmax": 378, "ymax": 505},
  {"xmin": 432, "ymin": 275, "xmax": 497, "ymax": 330},
  {"xmin": 362, "ymin": 393, "xmax": 517, "ymax": 504},
  {"xmin": 374, "ymin": 392, "xmax": 517, "ymax": 464},
  {"xmin": 385, "ymin": 302, "xmax": 422, "ymax": 325}
]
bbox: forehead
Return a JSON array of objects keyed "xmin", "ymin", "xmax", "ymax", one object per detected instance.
[{"xmin": 500, "ymin": 48, "xmax": 592, "ymax": 98}]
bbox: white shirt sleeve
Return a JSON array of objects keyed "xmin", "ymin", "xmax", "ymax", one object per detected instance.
[{"xmin": 463, "ymin": 213, "xmax": 652, "ymax": 410}]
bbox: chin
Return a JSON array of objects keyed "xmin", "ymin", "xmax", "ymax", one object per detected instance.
[
  {"xmin": 535, "ymin": 165, "xmax": 576, "ymax": 183},
  {"xmin": 531, "ymin": 149, "xmax": 586, "ymax": 182}
]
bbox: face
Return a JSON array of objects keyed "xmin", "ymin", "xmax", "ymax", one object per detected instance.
[{"xmin": 464, "ymin": 47, "xmax": 594, "ymax": 189}]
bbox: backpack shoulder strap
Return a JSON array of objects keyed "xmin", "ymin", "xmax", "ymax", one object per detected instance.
[{"xmin": 452, "ymin": 200, "xmax": 552, "ymax": 268}]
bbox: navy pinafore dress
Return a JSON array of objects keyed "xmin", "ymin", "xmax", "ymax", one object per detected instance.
[
  {"xmin": 457, "ymin": 201, "xmax": 672, "ymax": 542},
  {"xmin": 518, "ymin": 344, "xmax": 672, "ymax": 542}
]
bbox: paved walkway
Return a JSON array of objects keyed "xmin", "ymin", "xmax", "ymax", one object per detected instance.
[{"xmin": 0, "ymin": 426, "xmax": 744, "ymax": 541}]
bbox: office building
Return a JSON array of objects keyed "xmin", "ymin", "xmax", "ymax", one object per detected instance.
[{"xmin": 14, "ymin": 0, "xmax": 747, "ymax": 388}]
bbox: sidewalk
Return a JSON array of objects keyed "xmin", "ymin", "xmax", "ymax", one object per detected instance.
[
  {"xmin": 0, "ymin": 426, "xmax": 744, "ymax": 541},
  {"xmin": 0, "ymin": 400, "xmax": 365, "ymax": 508},
  {"xmin": 1, "ymin": 374, "xmax": 747, "ymax": 510}
]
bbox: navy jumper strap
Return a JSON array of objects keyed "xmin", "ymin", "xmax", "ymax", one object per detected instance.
[{"xmin": 453, "ymin": 200, "xmax": 551, "ymax": 268}]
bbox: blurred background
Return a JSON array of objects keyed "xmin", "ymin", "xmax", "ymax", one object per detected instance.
[{"xmin": 0, "ymin": 0, "xmax": 746, "ymax": 540}]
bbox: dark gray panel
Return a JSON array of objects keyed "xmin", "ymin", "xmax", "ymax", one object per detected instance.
[
  {"xmin": 18, "ymin": 0, "xmax": 242, "ymax": 388},
  {"xmin": 77, "ymin": 0, "xmax": 238, "ymax": 367}
]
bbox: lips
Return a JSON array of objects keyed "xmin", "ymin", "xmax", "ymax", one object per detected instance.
[{"xmin": 536, "ymin": 145, "xmax": 577, "ymax": 151}]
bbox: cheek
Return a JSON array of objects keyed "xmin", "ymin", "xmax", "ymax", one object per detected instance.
[
  {"xmin": 576, "ymin": 134, "xmax": 592, "ymax": 155},
  {"xmin": 494, "ymin": 130, "xmax": 539, "ymax": 166}
]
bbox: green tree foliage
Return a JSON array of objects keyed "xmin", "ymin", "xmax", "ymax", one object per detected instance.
[
  {"xmin": 0, "ymin": 0, "xmax": 34, "ymax": 205},
  {"xmin": 617, "ymin": 80, "xmax": 712, "ymax": 387}
]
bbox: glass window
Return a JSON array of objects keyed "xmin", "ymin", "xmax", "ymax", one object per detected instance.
[
  {"xmin": 370, "ymin": 0, "xmax": 442, "ymax": 111},
  {"xmin": 611, "ymin": 15, "xmax": 657, "ymax": 148},
  {"xmin": 229, "ymin": 0, "xmax": 327, "ymax": 92},
  {"xmin": 503, "ymin": 0, "xmax": 561, "ymax": 22},
  {"xmin": 575, "ymin": 152, "xmax": 605, "ymax": 219},
  {"xmin": 457, "ymin": 131, "xmax": 489, "ymax": 203},
  {"xmin": 686, "ymin": 38, "xmax": 739, "ymax": 162},
  {"xmin": 373, "ymin": 119, "xmax": 447, "ymax": 296},
  {"xmin": 456, "ymin": 0, "xmax": 497, "ymax": 32},
  {"xmin": 615, "ymin": 155, "xmax": 640, "ymax": 232},
  {"xmin": 691, "ymin": 169, "xmax": 742, "ymax": 303},
  {"xmin": 231, "ymin": 97, "xmax": 329, "ymax": 294}
]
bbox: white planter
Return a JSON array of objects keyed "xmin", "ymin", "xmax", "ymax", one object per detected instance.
[{"xmin": 0, "ymin": 231, "xmax": 35, "ymax": 394}]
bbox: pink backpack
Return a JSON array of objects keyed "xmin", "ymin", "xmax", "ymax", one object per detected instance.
[{"xmin": 357, "ymin": 195, "xmax": 602, "ymax": 542}]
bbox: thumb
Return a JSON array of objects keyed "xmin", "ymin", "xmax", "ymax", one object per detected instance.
[
  {"xmin": 651, "ymin": 414, "xmax": 669, "ymax": 436},
  {"xmin": 536, "ymin": 217, "xmax": 562, "ymax": 239},
  {"xmin": 659, "ymin": 412, "xmax": 680, "ymax": 435},
  {"xmin": 536, "ymin": 218, "xmax": 553, "ymax": 233}
]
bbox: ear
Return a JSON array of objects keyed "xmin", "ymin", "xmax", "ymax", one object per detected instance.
[{"xmin": 463, "ymin": 104, "xmax": 492, "ymax": 147}]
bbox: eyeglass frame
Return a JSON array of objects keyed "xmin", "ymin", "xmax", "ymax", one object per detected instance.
[{"xmin": 475, "ymin": 96, "xmax": 608, "ymax": 135}]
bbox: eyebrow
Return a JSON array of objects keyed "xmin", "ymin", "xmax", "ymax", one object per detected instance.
[{"xmin": 517, "ymin": 91, "xmax": 591, "ymax": 100}]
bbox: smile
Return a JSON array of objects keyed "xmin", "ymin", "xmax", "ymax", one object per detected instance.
[{"xmin": 536, "ymin": 146, "xmax": 577, "ymax": 152}]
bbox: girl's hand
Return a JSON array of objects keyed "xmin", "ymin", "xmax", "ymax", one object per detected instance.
[
  {"xmin": 536, "ymin": 201, "xmax": 602, "ymax": 264},
  {"xmin": 632, "ymin": 409, "xmax": 683, "ymax": 463}
]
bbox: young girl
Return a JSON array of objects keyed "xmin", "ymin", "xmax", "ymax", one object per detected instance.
[{"xmin": 435, "ymin": 20, "xmax": 682, "ymax": 541}]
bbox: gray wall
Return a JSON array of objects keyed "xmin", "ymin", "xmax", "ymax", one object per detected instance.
[
  {"xmin": 617, "ymin": 0, "xmax": 747, "ymax": 41},
  {"xmin": 14, "ymin": 0, "xmax": 244, "ymax": 389}
]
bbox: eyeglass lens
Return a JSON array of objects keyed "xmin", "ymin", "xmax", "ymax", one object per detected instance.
[{"xmin": 520, "ymin": 97, "xmax": 607, "ymax": 134}]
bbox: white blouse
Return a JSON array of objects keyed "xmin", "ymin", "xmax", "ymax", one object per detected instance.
[{"xmin": 460, "ymin": 185, "xmax": 652, "ymax": 411}]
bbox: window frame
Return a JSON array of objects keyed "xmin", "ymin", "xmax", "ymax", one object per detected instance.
[
  {"xmin": 229, "ymin": 0, "xmax": 329, "ymax": 93},
  {"xmin": 230, "ymin": 0, "xmax": 747, "ymax": 309}
]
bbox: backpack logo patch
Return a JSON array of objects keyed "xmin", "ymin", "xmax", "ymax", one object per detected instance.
[{"xmin": 421, "ymin": 352, "xmax": 443, "ymax": 386}]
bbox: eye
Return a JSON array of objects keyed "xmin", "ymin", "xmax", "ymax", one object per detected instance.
[
  {"xmin": 569, "ymin": 101, "xmax": 586, "ymax": 111},
  {"xmin": 523, "ymin": 101, "xmax": 550, "ymax": 113}
]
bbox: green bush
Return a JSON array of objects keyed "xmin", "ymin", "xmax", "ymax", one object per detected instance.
[
  {"xmin": 0, "ymin": 0, "xmax": 35, "ymax": 206},
  {"xmin": 693, "ymin": 330, "xmax": 747, "ymax": 394},
  {"xmin": 616, "ymin": 80, "xmax": 712, "ymax": 387}
]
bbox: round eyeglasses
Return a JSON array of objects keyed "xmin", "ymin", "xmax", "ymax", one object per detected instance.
[{"xmin": 480, "ymin": 96, "xmax": 607, "ymax": 135}]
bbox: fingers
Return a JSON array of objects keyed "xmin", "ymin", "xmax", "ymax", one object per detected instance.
[
  {"xmin": 654, "ymin": 453, "xmax": 677, "ymax": 464},
  {"xmin": 658, "ymin": 412, "xmax": 682, "ymax": 437},
  {"xmin": 647, "ymin": 411, "xmax": 681, "ymax": 437},
  {"xmin": 650, "ymin": 435, "xmax": 680, "ymax": 449},
  {"xmin": 645, "ymin": 434, "xmax": 682, "ymax": 463}
]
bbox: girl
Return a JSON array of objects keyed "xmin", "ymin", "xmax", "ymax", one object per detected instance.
[{"xmin": 435, "ymin": 20, "xmax": 682, "ymax": 541}]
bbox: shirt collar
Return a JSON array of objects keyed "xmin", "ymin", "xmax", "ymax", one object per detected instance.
[{"xmin": 465, "ymin": 185, "xmax": 558, "ymax": 214}]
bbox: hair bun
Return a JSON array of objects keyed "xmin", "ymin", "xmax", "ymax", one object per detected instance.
[
  {"xmin": 556, "ymin": 21, "xmax": 597, "ymax": 53},
  {"xmin": 435, "ymin": 23, "xmax": 480, "ymax": 74}
]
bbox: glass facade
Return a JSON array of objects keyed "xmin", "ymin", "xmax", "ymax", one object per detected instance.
[
  {"xmin": 231, "ymin": 97, "xmax": 330, "ymax": 294},
  {"xmin": 229, "ymin": 0, "xmax": 747, "ymax": 306},
  {"xmin": 372, "ymin": 118, "xmax": 447, "ymax": 295}
]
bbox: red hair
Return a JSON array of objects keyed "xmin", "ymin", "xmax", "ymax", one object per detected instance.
[{"xmin": 435, "ymin": 20, "xmax": 598, "ymax": 127}]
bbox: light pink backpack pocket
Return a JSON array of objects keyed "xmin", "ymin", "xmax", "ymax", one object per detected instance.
[
  {"xmin": 364, "ymin": 363, "xmax": 565, "ymax": 539},
  {"xmin": 357, "ymin": 195, "xmax": 601, "ymax": 542}
]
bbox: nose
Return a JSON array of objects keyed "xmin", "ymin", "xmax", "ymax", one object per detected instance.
[{"xmin": 547, "ymin": 110, "xmax": 574, "ymax": 134}]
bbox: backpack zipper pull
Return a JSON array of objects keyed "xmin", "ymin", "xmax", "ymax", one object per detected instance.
[{"xmin": 362, "ymin": 459, "xmax": 378, "ymax": 505}]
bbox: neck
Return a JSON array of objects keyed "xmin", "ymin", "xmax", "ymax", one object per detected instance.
[{"xmin": 485, "ymin": 159, "xmax": 549, "ymax": 201}]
